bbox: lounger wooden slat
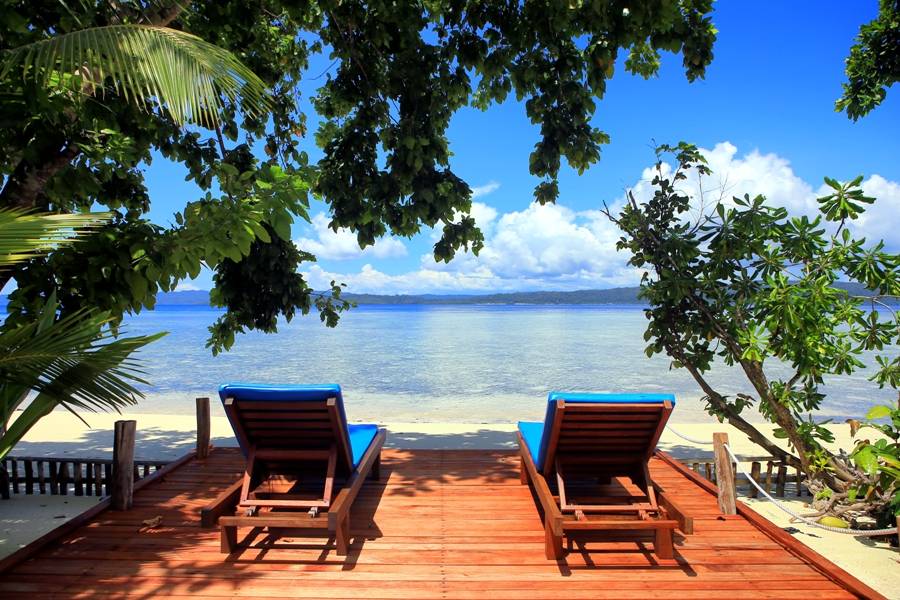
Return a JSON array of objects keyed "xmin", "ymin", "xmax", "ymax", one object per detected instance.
[
  {"xmin": 518, "ymin": 392, "xmax": 688, "ymax": 561},
  {"xmin": 210, "ymin": 384, "xmax": 386, "ymax": 557}
]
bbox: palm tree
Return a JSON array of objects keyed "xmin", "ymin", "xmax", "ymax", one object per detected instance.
[
  {"xmin": 0, "ymin": 210, "xmax": 164, "ymax": 459},
  {"xmin": 0, "ymin": 11, "xmax": 273, "ymax": 457}
]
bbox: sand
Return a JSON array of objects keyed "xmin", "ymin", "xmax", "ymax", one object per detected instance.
[
  {"xmin": 0, "ymin": 494, "xmax": 100, "ymax": 559},
  {"xmin": 1, "ymin": 410, "xmax": 897, "ymax": 594}
]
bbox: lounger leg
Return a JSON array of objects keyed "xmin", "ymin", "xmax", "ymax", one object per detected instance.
[
  {"xmin": 654, "ymin": 527, "xmax": 674, "ymax": 559},
  {"xmin": 544, "ymin": 517, "xmax": 564, "ymax": 560},
  {"xmin": 221, "ymin": 525, "xmax": 237, "ymax": 553},
  {"xmin": 519, "ymin": 456, "xmax": 527, "ymax": 484},
  {"xmin": 335, "ymin": 513, "xmax": 351, "ymax": 556},
  {"xmin": 370, "ymin": 455, "xmax": 381, "ymax": 481}
]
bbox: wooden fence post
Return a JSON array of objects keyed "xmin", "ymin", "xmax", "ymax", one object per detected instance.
[
  {"xmin": 196, "ymin": 397, "xmax": 210, "ymax": 459},
  {"xmin": 749, "ymin": 462, "xmax": 761, "ymax": 498},
  {"xmin": 0, "ymin": 463, "xmax": 8, "ymax": 500},
  {"xmin": 712, "ymin": 432, "xmax": 737, "ymax": 515},
  {"xmin": 112, "ymin": 420, "xmax": 136, "ymax": 510}
]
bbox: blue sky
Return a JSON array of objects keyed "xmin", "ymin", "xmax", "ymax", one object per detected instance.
[{"xmin": 150, "ymin": 1, "xmax": 900, "ymax": 294}]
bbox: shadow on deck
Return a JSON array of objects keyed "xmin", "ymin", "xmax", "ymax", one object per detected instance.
[{"xmin": 0, "ymin": 447, "xmax": 882, "ymax": 599}]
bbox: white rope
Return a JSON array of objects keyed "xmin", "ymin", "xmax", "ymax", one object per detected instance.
[
  {"xmin": 666, "ymin": 426, "xmax": 716, "ymax": 446},
  {"xmin": 722, "ymin": 442, "xmax": 898, "ymax": 537}
]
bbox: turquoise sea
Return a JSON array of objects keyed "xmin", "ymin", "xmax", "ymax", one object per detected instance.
[{"xmin": 115, "ymin": 304, "xmax": 898, "ymax": 424}]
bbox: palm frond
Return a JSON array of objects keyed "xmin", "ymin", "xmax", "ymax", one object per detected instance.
[
  {"xmin": 0, "ymin": 295, "xmax": 166, "ymax": 459},
  {"xmin": 0, "ymin": 209, "xmax": 111, "ymax": 267},
  {"xmin": 1, "ymin": 24, "xmax": 271, "ymax": 127}
]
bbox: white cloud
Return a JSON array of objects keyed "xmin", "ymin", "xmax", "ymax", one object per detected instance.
[
  {"xmin": 629, "ymin": 142, "xmax": 900, "ymax": 249},
  {"xmin": 174, "ymin": 281, "xmax": 202, "ymax": 292},
  {"xmin": 471, "ymin": 181, "xmax": 500, "ymax": 198},
  {"xmin": 305, "ymin": 202, "xmax": 639, "ymax": 294},
  {"xmin": 296, "ymin": 213, "xmax": 408, "ymax": 260},
  {"xmin": 303, "ymin": 142, "xmax": 900, "ymax": 294}
]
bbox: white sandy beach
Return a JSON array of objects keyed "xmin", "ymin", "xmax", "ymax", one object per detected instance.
[{"xmin": 1, "ymin": 410, "xmax": 897, "ymax": 595}]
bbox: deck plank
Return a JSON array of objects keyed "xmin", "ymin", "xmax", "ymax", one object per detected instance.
[{"xmin": 0, "ymin": 448, "xmax": 878, "ymax": 599}]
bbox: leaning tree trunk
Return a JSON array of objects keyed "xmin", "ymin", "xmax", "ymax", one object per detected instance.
[{"xmin": 672, "ymin": 349, "xmax": 803, "ymax": 469}]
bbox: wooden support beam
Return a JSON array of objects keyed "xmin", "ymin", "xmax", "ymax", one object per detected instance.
[
  {"xmin": 112, "ymin": 420, "xmax": 136, "ymax": 511},
  {"xmin": 712, "ymin": 432, "xmax": 736, "ymax": 515},
  {"xmin": 196, "ymin": 397, "xmax": 210, "ymax": 459}
]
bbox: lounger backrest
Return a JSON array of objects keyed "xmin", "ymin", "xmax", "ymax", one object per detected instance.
[
  {"xmin": 538, "ymin": 392, "xmax": 674, "ymax": 476},
  {"xmin": 219, "ymin": 383, "xmax": 355, "ymax": 474}
]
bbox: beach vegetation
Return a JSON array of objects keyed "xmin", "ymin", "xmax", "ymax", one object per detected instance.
[
  {"xmin": 609, "ymin": 143, "xmax": 900, "ymax": 524},
  {"xmin": 0, "ymin": 209, "xmax": 162, "ymax": 459}
]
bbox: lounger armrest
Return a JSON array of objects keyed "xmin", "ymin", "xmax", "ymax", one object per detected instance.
[
  {"xmin": 200, "ymin": 479, "xmax": 242, "ymax": 528},
  {"xmin": 516, "ymin": 431, "xmax": 563, "ymax": 533},
  {"xmin": 655, "ymin": 482, "xmax": 693, "ymax": 534},
  {"xmin": 328, "ymin": 428, "xmax": 387, "ymax": 529}
]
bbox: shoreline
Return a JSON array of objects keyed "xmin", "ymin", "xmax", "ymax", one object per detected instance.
[
  {"xmin": 1, "ymin": 411, "xmax": 896, "ymax": 595},
  {"xmin": 4, "ymin": 410, "xmax": 877, "ymax": 461}
]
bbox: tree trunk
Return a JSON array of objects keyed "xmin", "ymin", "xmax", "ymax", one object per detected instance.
[{"xmin": 676, "ymin": 354, "xmax": 803, "ymax": 469}]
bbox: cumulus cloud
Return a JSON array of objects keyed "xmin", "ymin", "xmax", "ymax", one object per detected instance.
[
  {"xmin": 625, "ymin": 142, "xmax": 900, "ymax": 249},
  {"xmin": 303, "ymin": 142, "xmax": 900, "ymax": 294},
  {"xmin": 296, "ymin": 212, "xmax": 408, "ymax": 260},
  {"xmin": 306, "ymin": 202, "xmax": 639, "ymax": 294}
]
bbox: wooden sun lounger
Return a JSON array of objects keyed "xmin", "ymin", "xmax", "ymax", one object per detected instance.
[
  {"xmin": 203, "ymin": 384, "xmax": 386, "ymax": 556},
  {"xmin": 517, "ymin": 393, "xmax": 692, "ymax": 560}
]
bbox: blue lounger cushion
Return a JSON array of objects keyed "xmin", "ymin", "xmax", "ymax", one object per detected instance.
[
  {"xmin": 347, "ymin": 423, "xmax": 379, "ymax": 467},
  {"xmin": 518, "ymin": 392, "xmax": 676, "ymax": 471},
  {"xmin": 219, "ymin": 383, "xmax": 379, "ymax": 468}
]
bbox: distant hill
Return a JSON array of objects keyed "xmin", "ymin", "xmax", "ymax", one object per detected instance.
[
  {"xmin": 151, "ymin": 287, "xmax": 645, "ymax": 306},
  {"xmin": 1, "ymin": 281, "xmax": 894, "ymax": 308},
  {"xmin": 134, "ymin": 282, "xmax": 900, "ymax": 306},
  {"xmin": 341, "ymin": 287, "xmax": 643, "ymax": 305}
]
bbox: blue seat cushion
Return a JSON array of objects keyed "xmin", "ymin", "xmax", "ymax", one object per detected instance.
[
  {"xmin": 219, "ymin": 383, "xmax": 342, "ymax": 402},
  {"xmin": 347, "ymin": 423, "xmax": 379, "ymax": 468},
  {"xmin": 517, "ymin": 421, "xmax": 544, "ymax": 467},
  {"xmin": 219, "ymin": 383, "xmax": 379, "ymax": 469},
  {"xmin": 525, "ymin": 392, "xmax": 676, "ymax": 471}
]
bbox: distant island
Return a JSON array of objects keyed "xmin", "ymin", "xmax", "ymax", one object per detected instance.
[
  {"xmin": 92, "ymin": 281, "xmax": 900, "ymax": 307},
  {"xmin": 150, "ymin": 287, "xmax": 647, "ymax": 306},
  {"xmin": 1, "ymin": 282, "xmax": 894, "ymax": 308}
]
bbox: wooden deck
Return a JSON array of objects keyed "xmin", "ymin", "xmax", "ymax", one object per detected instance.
[{"xmin": 0, "ymin": 448, "xmax": 882, "ymax": 599}]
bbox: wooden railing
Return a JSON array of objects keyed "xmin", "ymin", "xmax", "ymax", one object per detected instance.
[
  {"xmin": 677, "ymin": 454, "xmax": 809, "ymax": 498},
  {"xmin": 0, "ymin": 456, "xmax": 168, "ymax": 499},
  {"xmin": 1, "ymin": 398, "xmax": 211, "ymax": 507}
]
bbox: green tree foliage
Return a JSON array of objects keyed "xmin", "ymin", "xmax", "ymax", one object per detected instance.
[
  {"xmin": 0, "ymin": 210, "xmax": 163, "ymax": 459},
  {"xmin": 836, "ymin": 0, "xmax": 899, "ymax": 120},
  {"xmin": 0, "ymin": 0, "xmax": 716, "ymax": 352},
  {"xmin": 609, "ymin": 143, "xmax": 900, "ymax": 521},
  {"xmin": 848, "ymin": 404, "xmax": 900, "ymax": 524},
  {"xmin": 208, "ymin": 224, "xmax": 348, "ymax": 355}
]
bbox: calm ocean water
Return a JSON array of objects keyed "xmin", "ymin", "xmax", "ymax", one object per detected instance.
[{"xmin": 110, "ymin": 304, "xmax": 897, "ymax": 424}]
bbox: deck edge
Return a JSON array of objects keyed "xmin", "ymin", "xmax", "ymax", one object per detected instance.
[
  {"xmin": 655, "ymin": 450, "xmax": 886, "ymax": 600},
  {"xmin": 0, "ymin": 449, "xmax": 197, "ymax": 574}
]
